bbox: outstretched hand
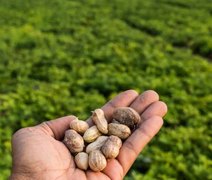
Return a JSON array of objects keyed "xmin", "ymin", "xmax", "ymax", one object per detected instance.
[{"xmin": 10, "ymin": 90, "xmax": 167, "ymax": 180}]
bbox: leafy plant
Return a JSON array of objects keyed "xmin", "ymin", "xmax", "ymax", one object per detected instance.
[{"xmin": 0, "ymin": 0, "xmax": 212, "ymax": 179}]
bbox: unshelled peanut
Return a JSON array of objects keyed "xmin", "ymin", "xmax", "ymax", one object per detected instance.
[
  {"xmin": 113, "ymin": 107, "xmax": 141, "ymax": 128},
  {"xmin": 88, "ymin": 150, "xmax": 107, "ymax": 171},
  {"xmin": 83, "ymin": 125, "xmax": 101, "ymax": 143},
  {"xmin": 92, "ymin": 109, "xmax": 108, "ymax": 134},
  {"xmin": 63, "ymin": 129, "xmax": 84, "ymax": 153},
  {"xmin": 70, "ymin": 118, "xmax": 89, "ymax": 134},
  {"xmin": 86, "ymin": 136, "xmax": 108, "ymax": 153},
  {"xmin": 75, "ymin": 152, "xmax": 89, "ymax": 170},
  {"xmin": 108, "ymin": 123, "xmax": 131, "ymax": 139},
  {"xmin": 101, "ymin": 135, "xmax": 122, "ymax": 159}
]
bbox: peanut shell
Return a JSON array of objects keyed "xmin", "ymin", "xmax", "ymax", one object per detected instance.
[
  {"xmin": 92, "ymin": 109, "xmax": 108, "ymax": 134},
  {"xmin": 75, "ymin": 152, "xmax": 89, "ymax": 170},
  {"xmin": 86, "ymin": 136, "xmax": 108, "ymax": 153},
  {"xmin": 113, "ymin": 107, "xmax": 141, "ymax": 128},
  {"xmin": 63, "ymin": 129, "xmax": 84, "ymax": 153},
  {"xmin": 83, "ymin": 125, "xmax": 102, "ymax": 143},
  {"xmin": 89, "ymin": 150, "xmax": 107, "ymax": 171},
  {"xmin": 101, "ymin": 135, "xmax": 122, "ymax": 159},
  {"xmin": 108, "ymin": 123, "xmax": 131, "ymax": 139},
  {"xmin": 70, "ymin": 119, "xmax": 89, "ymax": 134}
]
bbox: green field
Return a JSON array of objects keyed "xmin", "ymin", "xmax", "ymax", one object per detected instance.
[{"xmin": 0, "ymin": 0, "xmax": 212, "ymax": 179}]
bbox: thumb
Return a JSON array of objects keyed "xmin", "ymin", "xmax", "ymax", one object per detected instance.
[{"xmin": 36, "ymin": 115, "xmax": 76, "ymax": 140}]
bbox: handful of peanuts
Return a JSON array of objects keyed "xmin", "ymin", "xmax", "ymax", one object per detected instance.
[{"xmin": 63, "ymin": 107, "xmax": 141, "ymax": 172}]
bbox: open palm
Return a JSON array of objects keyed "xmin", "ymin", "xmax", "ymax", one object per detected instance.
[{"xmin": 10, "ymin": 90, "xmax": 167, "ymax": 180}]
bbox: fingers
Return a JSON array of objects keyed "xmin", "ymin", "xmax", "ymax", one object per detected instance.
[
  {"xmin": 141, "ymin": 101, "xmax": 168, "ymax": 120},
  {"xmin": 117, "ymin": 116, "xmax": 163, "ymax": 175},
  {"xmin": 87, "ymin": 90, "xmax": 139, "ymax": 126},
  {"xmin": 36, "ymin": 115, "xmax": 76, "ymax": 140},
  {"xmin": 130, "ymin": 90, "xmax": 159, "ymax": 114}
]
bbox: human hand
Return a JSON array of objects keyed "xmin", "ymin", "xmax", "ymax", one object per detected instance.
[{"xmin": 10, "ymin": 90, "xmax": 167, "ymax": 180}]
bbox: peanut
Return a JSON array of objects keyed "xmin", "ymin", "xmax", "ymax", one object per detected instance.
[
  {"xmin": 63, "ymin": 129, "xmax": 84, "ymax": 153},
  {"xmin": 101, "ymin": 135, "xmax": 122, "ymax": 159},
  {"xmin": 70, "ymin": 118, "xmax": 89, "ymax": 134},
  {"xmin": 63, "ymin": 106, "xmax": 142, "ymax": 172},
  {"xmin": 86, "ymin": 136, "xmax": 108, "ymax": 153},
  {"xmin": 88, "ymin": 150, "xmax": 107, "ymax": 171},
  {"xmin": 92, "ymin": 109, "xmax": 108, "ymax": 134},
  {"xmin": 108, "ymin": 123, "xmax": 131, "ymax": 139},
  {"xmin": 83, "ymin": 125, "xmax": 102, "ymax": 143},
  {"xmin": 113, "ymin": 107, "xmax": 141, "ymax": 128},
  {"xmin": 75, "ymin": 152, "xmax": 89, "ymax": 170}
]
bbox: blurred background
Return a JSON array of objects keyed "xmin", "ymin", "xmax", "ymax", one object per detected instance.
[{"xmin": 0, "ymin": 0, "xmax": 212, "ymax": 179}]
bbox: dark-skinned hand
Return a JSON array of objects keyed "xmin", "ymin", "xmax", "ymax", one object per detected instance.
[{"xmin": 10, "ymin": 90, "xmax": 167, "ymax": 180}]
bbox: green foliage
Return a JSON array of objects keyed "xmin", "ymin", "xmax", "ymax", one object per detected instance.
[{"xmin": 0, "ymin": 0, "xmax": 212, "ymax": 179}]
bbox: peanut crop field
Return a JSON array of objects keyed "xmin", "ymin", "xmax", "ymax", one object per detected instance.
[{"xmin": 0, "ymin": 0, "xmax": 212, "ymax": 179}]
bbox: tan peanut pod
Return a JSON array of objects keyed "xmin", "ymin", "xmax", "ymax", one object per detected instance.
[
  {"xmin": 101, "ymin": 135, "xmax": 122, "ymax": 159},
  {"xmin": 108, "ymin": 123, "xmax": 131, "ymax": 139},
  {"xmin": 63, "ymin": 129, "xmax": 84, "ymax": 153},
  {"xmin": 113, "ymin": 107, "xmax": 141, "ymax": 128},
  {"xmin": 74, "ymin": 152, "xmax": 89, "ymax": 170},
  {"xmin": 70, "ymin": 118, "xmax": 89, "ymax": 134},
  {"xmin": 108, "ymin": 135, "xmax": 122, "ymax": 148},
  {"xmin": 86, "ymin": 136, "xmax": 108, "ymax": 154},
  {"xmin": 83, "ymin": 125, "xmax": 102, "ymax": 143},
  {"xmin": 89, "ymin": 150, "xmax": 107, "ymax": 172},
  {"xmin": 92, "ymin": 109, "xmax": 108, "ymax": 134}
]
